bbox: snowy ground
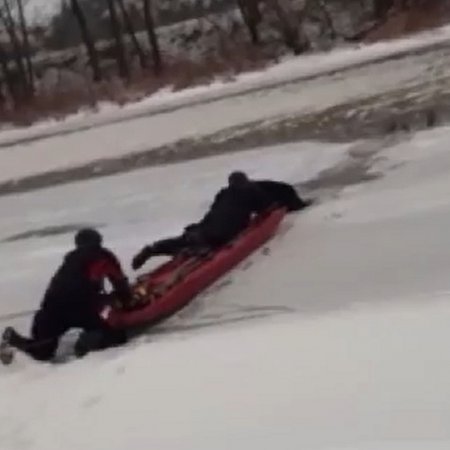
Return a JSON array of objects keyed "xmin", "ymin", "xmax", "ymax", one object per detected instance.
[
  {"xmin": 2, "ymin": 25, "xmax": 450, "ymax": 183},
  {"xmin": 1, "ymin": 124, "xmax": 450, "ymax": 449}
]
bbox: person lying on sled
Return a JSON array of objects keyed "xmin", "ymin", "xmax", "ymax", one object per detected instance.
[
  {"xmin": 132, "ymin": 172, "xmax": 274, "ymax": 270},
  {"xmin": 3, "ymin": 228, "xmax": 133, "ymax": 361}
]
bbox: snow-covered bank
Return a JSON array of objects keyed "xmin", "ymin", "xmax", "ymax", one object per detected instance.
[{"xmin": 3, "ymin": 22, "xmax": 450, "ymax": 147}]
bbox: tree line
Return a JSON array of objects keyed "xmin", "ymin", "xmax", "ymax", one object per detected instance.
[{"xmin": 0, "ymin": 0, "xmax": 428, "ymax": 111}]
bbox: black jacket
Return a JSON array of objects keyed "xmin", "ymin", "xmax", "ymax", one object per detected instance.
[
  {"xmin": 196, "ymin": 183, "xmax": 273, "ymax": 245},
  {"xmin": 41, "ymin": 247, "xmax": 131, "ymax": 311}
]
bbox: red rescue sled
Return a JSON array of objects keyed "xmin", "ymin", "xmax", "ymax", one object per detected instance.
[{"xmin": 105, "ymin": 208, "xmax": 286, "ymax": 329}]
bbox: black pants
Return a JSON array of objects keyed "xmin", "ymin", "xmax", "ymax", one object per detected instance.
[
  {"xmin": 151, "ymin": 235, "xmax": 202, "ymax": 256},
  {"xmin": 10, "ymin": 304, "xmax": 127, "ymax": 361},
  {"xmin": 152, "ymin": 225, "xmax": 240, "ymax": 257}
]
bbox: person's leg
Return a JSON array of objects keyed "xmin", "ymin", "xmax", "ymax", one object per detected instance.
[
  {"xmin": 151, "ymin": 235, "xmax": 190, "ymax": 255},
  {"xmin": 73, "ymin": 307, "xmax": 127, "ymax": 358},
  {"xmin": 7, "ymin": 309, "xmax": 65, "ymax": 361},
  {"xmin": 132, "ymin": 234, "xmax": 189, "ymax": 270}
]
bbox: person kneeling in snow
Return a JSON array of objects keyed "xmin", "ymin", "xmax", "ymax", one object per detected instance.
[
  {"xmin": 132, "ymin": 172, "xmax": 275, "ymax": 270},
  {"xmin": 3, "ymin": 228, "xmax": 133, "ymax": 361}
]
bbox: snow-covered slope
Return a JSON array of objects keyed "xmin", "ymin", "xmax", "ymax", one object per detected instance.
[{"xmin": 1, "ymin": 125, "xmax": 450, "ymax": 449}]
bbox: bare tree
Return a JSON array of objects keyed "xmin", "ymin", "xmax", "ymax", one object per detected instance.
[
  {"xmin": 0, "ymin": 0, "xmax": 29, "ymax": 98},
  {"xmin": 265, "ymin": 0, "xmax": 307, "ymax": 55},
  {"xmin": 237, "ymin": 0, "xmax": 308, "ymax": 53},
  {"xmin": 316, "ymin": 0, "xmax": 337, "ymax": 40},
  {"xmin": 117, "ymin": 0, "xmax": 147, "ymax": 70},
  {"xmin": 106, "ymin": 0, "xmax": 130, "ymax": 80},
  {"xmin": 70, "ymin": 0, "xmax": 102, "ymax": 82},
  {"xmin": 17, "ymin": 0, "xmax": 34, "ymax": 93},
  {"xmin": 142, "ymin": 0, "xmax": 162, "ymax": 74},
  {"xmin": 237, "ymin": 0, "xmax": 262, "ymax": 45},
  {"xmin": 0, "ymin": 40, "xmax": 18, "ymax": 104}
]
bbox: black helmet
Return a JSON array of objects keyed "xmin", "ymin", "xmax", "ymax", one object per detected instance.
[
  {"xmin": 228, "ymin": 171, "xmax": 249, "ymax": 187},
  {"xmin": 75, "ymin": 228, "xmax": 103, "ymax": 249}
]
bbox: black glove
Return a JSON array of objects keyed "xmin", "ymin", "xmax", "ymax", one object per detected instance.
[{"xmin": 132, "ymin": 246, "xmax": 153, "ymax": 271}]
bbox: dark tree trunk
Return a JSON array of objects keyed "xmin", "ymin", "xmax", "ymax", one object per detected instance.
[
  {"xmin": 17, "ymin": 0, "xmax": 34, "ymax": 94},
  {"xmin": 317, "ymin": 0, "xmax": 337, "ymax": 40},
  {"xmin": 106, "ymin": 0, "xmax": 130, "ymax": 80},
  {"xmin": 374, "ymin": 0, "xmax": 395, "ymax": 19},
  {"xmin": 0, "ymin": 41, "xmax": 18, "ymax": 104},
  {"xmin": 237, "ymin": 0, "xmax": 262, "ymax": 45},
  {"xmin": 143, "ymin": 0, "xmax": 162, "ymax": 74},
  {"xmin": 0, "ymin": 0, "xmax": 28, "ymax": 99},
  {"xmin": 70, "ymin": 0, "xmax": 102, "ymax": 82},
  {"xmin": 265, "ymin": 0, "xmax": 307, "ymax": 55},
  {"xmin": 117, "ymin": 0, "xmax": 147, "ymax": 69}
]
